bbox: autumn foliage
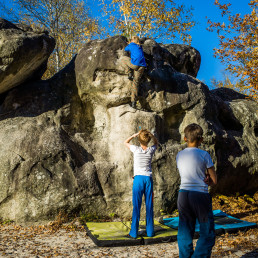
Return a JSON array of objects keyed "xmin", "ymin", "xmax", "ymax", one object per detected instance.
[
  {"xmin": 102, "ymin": 0, "xmax": 195, "ymax": 44},
  {"xmin": 1, "ymin": 0, "xmax": 100, "ymax": 78},
  {"xmin": 208, "ymin": 0, "xmax": 258, "ymax": 100}
]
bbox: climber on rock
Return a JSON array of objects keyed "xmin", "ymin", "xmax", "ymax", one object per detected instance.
[
  {"xmin": 124, "ymin": 129, "xmax": 158, "ymax": 239},
  {"xmin": 121, "ymin": 36, "xmax": 147, "ymax": 109}
]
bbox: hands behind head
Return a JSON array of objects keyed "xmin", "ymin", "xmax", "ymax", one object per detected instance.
[
  {"xmin": 133, "ymin": 130, "xmax": 141, "ymax": 138},
  {"xmin": 148, "ymin": 132, "xmax": 154, "ymax": 137},
  {"xmin": 133, "ymin": 129, "xmax": 154, "ymax": 138}
]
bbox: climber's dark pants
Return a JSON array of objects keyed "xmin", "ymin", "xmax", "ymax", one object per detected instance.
[
  {"xmin": 121, "ymin": 56, "xmax": 145, "ymax": 102},
  {"xmin": 177, "ymin": 190, "xmax": 215, "ymax": 258}
]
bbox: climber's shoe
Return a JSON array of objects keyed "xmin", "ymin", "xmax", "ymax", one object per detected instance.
[
  {"xmin": 128, "ymin": 72, "xmax": 134, "ymax": 81},
  {"xmin": 131, "ymin": 101, "xmax": 136, "ymax": 109}
]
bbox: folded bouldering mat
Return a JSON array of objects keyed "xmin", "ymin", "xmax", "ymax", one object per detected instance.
[
  {"xmin": 162, "ymin": 210, "xmax": 257, "ymax": 236},
  {"xmin": 85, "ymin": 210, "xmax": 257, "ymax": 247}
]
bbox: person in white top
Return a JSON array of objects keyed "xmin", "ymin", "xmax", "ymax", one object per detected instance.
[
  {"xmin": 124, "ymin": 129, "xmax": 158, "ymax": 238},
  {"xmin": 176, "ymin": 123, "xmax": 217, "ymax": 258}
]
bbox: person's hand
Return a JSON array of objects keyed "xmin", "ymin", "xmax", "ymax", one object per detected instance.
[
  {"xmin": 204, "ymin": 174, "xmax": 212, "ymax": 186},
  {"xmin": 133, "ymin": 131, "xmax": 141, "ymax": 138},
  {"xmin": 148, "ymin": 131, "xmax": 154, "ymax": 137}
]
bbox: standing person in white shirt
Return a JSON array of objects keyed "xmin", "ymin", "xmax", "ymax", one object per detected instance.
[
  {"xmin": 124, "ymin": 129, "xmax": 158, "ymax": 238},
  {"xmin": 176, "ymin": 123, "xmax": 217, "ymax": 258}
]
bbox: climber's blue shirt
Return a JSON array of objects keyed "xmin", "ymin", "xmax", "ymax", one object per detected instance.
[{"xmin": 125, "ymin": 42, "xmax": 147, "ymax": 67}]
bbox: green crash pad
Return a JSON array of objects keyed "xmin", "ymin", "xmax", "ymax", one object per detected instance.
[
  {"xmin": 85, "ymin": 220, "xmax": 177, "ymax": 247},
  {"xmin": 85, "ymin": 210, "xmax": 257, "ymax": 247}
]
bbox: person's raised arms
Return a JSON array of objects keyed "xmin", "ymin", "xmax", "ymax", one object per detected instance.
[
  {"xmin": 124, "ymin": 131, "xmax": 141, "ymax": 150},
  {"xmin": 148, "ymin": 132, "xmax": 159, "ymax": 147}
]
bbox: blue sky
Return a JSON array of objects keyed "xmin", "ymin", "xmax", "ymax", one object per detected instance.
[
  {"xmin": 87, "ymin": 0, "xmax": 251, "ymax": 87},
  {"xmin": 1, "ymin": 0, "xmax": 251, "ymax": 87},
  {"xmin": 182, "ymin": 0, "xmax": 251, "ymax": 86}
]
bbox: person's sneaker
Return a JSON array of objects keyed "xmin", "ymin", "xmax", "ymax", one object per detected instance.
[
  {"xmin": 128, "ymin": 71, "xmax": 134, "ymax": 80},
  {"xmin": 131, "ymin": 101, "xmax": 136, "ymax": 108},
  {"xmin": 125, "ymin": 234, "xmax": 137, "ymax": 239}
]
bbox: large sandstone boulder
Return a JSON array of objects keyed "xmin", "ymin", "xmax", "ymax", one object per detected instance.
[
  {"xmin": 162, "ymin": 44, "xmax": 201, "ymax": 77},
  {"xmin": 0, "ymin": 33, "xmax": 257, "ymax": 222},
  {"xmin": 0, "ymin": 18, "xmax": 55, "ymax": 94}
]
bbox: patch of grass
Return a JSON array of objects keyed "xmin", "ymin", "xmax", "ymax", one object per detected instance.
[
  {"xmin": 109, "ymin": 212, "xmax": 119, "ymax": 219},
  {"xmin": 0, "ymin": 218, "xmax": 14, "ymax": 225}
]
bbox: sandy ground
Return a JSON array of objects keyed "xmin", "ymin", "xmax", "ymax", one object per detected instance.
[{"xmin": 0, "ymin": 222, "xmax": 257, "ymax": 258}]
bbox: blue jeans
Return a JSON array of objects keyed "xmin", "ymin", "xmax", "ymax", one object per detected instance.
[
  {"xmin": 129, "ymin": 175, "xmax": 154, "ymax": 238},
  {"xmin": 177, "ymin": 190, "xmax": 215, "ymax": 258}
]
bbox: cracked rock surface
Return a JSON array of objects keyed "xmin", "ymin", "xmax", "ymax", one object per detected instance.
[{"xmin": 0, "ymin": 18, "xmax": 55, "ymax": 94}]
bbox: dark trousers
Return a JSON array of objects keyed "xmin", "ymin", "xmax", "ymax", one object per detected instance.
[
  {"xmin": 177, "ymin": 190, "xmax": 215, "ymax": 258},
  {"xmin": 121, "ymin": 56, "xmax": 145, "ymax": 102}
]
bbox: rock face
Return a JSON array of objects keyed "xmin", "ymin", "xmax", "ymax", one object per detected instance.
[
  {"xmin": 0, "ymin": 18, "xmax": 55, "ymax": 94},
  {"xmin": 161, "ymin": 43, "xmax": 201, "ymax": 77},
  {"xmin": 0, "ymin": 31, "xmax": 257, "ymax": 222}
]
